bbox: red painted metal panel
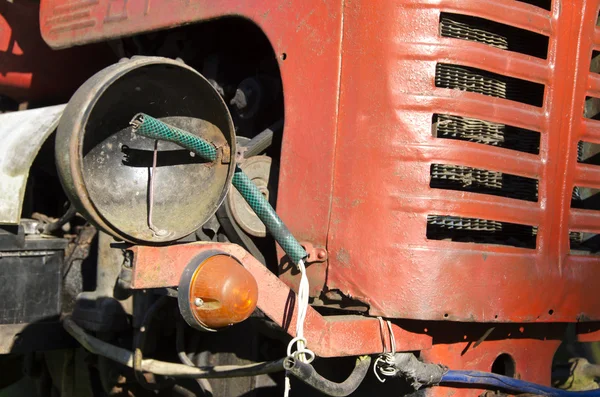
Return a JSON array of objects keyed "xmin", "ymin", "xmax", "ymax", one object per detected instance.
[
  {"xmin": 39, "ymin": 2, "xmax": 600, "ymax": 390},
  {"xmin": 326, "ymin": 0, "xmax": 600, "ymax": 322},
  {"xmin": 39, "ymin": 0, "xmax": 342, "ymax": 257},
  {"xmin": 0, "ymin": 1, "xmax": 113, "ymax": 102},
  {"xmin": 129, "ymin": 243, "xmax": 432, "ymax": 357},
  {"xmin": 39, "ymin": 0, "xmax": 600, "ymax": 328},
  {"xmin": 422, "ymin": 335, "xmax": 562, "ymax": 397}
]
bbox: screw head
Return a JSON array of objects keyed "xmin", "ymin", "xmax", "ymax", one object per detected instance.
[
  {"xmin": 194, "ymin": 297, "xmax": 204, "ymax": 307},
  {"xmin": 317, "ymin": 250, "xmax": 326, "ymax": 260}
]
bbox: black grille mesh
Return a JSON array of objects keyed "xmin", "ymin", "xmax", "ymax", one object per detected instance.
[
  {"xmin": 441, "ymin": 17, "xmax": 508, "ymax": 49},
  {"xmin": 427, "ymin": 215, "xmax": 537, "ymax": 248},
  {"xmin": 434, "ymin": 114, "xmax": 540, "ymax": 154},
  {"xmin": 430, "ymin": 12, "xmax": 548, "ymax": 248},
  {"xmin": 435, "ymin": 64, "xmax": 544, "ymax": 107},
  {"xmin": 571, "ymin": 104, "xmax": 600, "ymax": 253},
  {"xmin": 430, "ymin": 164, "xmax": 538, "ymax": 202},
  {"xmin": 440, "ymin": 14, "xmax": 548, "ymax": 59}
]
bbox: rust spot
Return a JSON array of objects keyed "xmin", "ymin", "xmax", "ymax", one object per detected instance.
[
  {"xmin": 351, "ymin": 199, "xmax": 363, "ymax": 208},
  {"xmin": 336, "ymin": 248, "xmax": 350, "ymax": 265},
  {"xmin": 577, "ymin": 313, "xmax": 591, "ymax": 322}
]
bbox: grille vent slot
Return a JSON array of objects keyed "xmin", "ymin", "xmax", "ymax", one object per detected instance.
[
  {"xmin": 576, "ymin": 140, "xmax": 600, "ymax": 165},
  {"xmin": 591, "ymin": 51, "xmax": 600, "ymax": 73},
  {"xmin": 570, "ymin": 39, "xmax": 600, "ymax": 254},
  {"xmin": 570, "ymin": 231, "xmax": 600, "ymax": 254},
  {"xmin": 571, "ymin": 187, "xmax": 600, "ymax": 210},
  {"xmin": 440, "ymin": 13, "xmax": 548, "ymax": 59},
  {"xmin": 584, "ymin": 97, "xmax": 600, "ymax": 121},
  {"xmin": 517, "ymin": 0, "xmax": 551, "ymax": 10},
  {"xmin": 570, "ymin": 141, "xmax": 600, "ymax": 254},
  {"xmin": 427, "ymin": 215, "xmax": 537, "ymax": 249},
  {"xmin": 430, "ymin": 164, "xmax": 538, "ymax": 202},
  {"xmin": 433, "ymin": 114, "xmax": 540, "ymax": 154},
  {"xmin": 435, "ymin": 64, "xmax": 545, "ymax": 107}
]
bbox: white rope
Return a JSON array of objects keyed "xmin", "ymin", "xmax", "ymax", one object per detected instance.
[
  {"xmin": 374, "ymin": 317, "xmax": 398, "ymax": 383},
  {"xmin": 284, "ymin": 258, "xmax": 314, "ymax": 397}
]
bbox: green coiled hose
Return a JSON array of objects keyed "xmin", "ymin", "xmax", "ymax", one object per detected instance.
[
  {"xmin": 130, "ymin": 113, "xmax": 218, "ymax": 161},
  {"xmin": 130, "ymin": 113, "xmax": 307, "ymax": 264}
]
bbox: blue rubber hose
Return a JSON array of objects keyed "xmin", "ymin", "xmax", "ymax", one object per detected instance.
[
  {"xmin": 130, "ymin": 113, "xmax": 307, "ymax": 264},
  {"xmin": 441, "ymin": 371, "xmax": 600, "ymax": 396}
]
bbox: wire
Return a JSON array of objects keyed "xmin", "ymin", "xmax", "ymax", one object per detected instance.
[
  {"xmin": 134, "ymin": 296, "xmax": 174, "ymax": 390},
  {"xmin": 42, "ymin": 204, "xmax": 77, "ymax": 234},
  {"xmin": 286, "ymin": 259, "xmax": 314, "ymax": 363},
  {"xmin": 284, "ymin": 355, "xmax": 371, "ymax": 397},
  {"xmin": 63, "ymin": 316, "xmax": 286, "ymax": 378},
  {"xmin": 176, "ymin": 319, "xmax": 196, "ymax": 367},
  {"xmin": 176, "ymin": 318, "xmax": 214, "ymax": 396},
  {"xmin": 441, "ymin": 370, "xmax": 600, "ymax": 396},
  {"xmin": 285, "ymin": 258, "xmax": 314, "ymax": 397},
  {"xmin": 373, "ymin": 318, "xmax": 398, "ymax": 382}
]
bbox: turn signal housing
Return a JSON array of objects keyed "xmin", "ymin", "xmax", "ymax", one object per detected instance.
[{"xmin": 178, "ymin": 251, "xmax": 258, "ymax": 331}]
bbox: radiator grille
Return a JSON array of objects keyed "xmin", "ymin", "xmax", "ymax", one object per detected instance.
[
  {"xmin": 570, "ymin": 87, "xmax": 600, "ymax": 253},
  {"xmin": 431, "ymin": 11, "xmax": 546, "ymax": 249},
  {"xmin": 440, "ymin": 13, "xmax": 549, "ymax": 59},
  {"xmin": 427, "ymin": 215, "xmax": 537, "ymax": 248},
  {"xmin": 430, "ymin": 164, "xmax": 538, "ymax": 202},
  {"xmin": 435, "ymin": 64, "xmax": 544, "ymax": 107},
  {"xmin": 434, "ymin": 114, "xmax": 540, "ymax": 154}
]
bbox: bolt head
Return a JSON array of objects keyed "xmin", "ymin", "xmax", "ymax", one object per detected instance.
[
  {"xmin": 194, "ymin": 297, "xmax": 204, "ymax": 307},
  {"xmin": 317, "ymin": 251, "xmax": 326, "ymax": 260}
]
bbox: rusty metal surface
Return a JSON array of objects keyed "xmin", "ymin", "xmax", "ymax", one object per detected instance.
[
  {"xmin": 279, "ymin": 241, "xmax": 328, "ymax": 296},
  {"xmin": 40, "ymin": 0, "xmax": 600, "ymax": 325},
  {"xmin": 39, "ymin": 0, "xmax": 342, "ymax": 253},
  {"xmin": 129, "ymin": 242, "xmax": 432, "ymax": 357},
  {"xmin": 301, "ymin": 241, "xmax": 328, "ymax": 264},
  {"xmin": 421, "ymin": 322, "xmax": 564, "ymax": 397},
  {"xmin": 56, "ymin": 57, "xmax": 236, "ymax": 244},
  {"xmin": 322, "ymin": 0, "xmax": 600, "ymax": 322}
]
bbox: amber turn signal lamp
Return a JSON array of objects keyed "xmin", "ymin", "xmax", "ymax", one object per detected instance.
[{"xmin": 178, "ymin": 251, "xmax": 258, "ymax": 331}]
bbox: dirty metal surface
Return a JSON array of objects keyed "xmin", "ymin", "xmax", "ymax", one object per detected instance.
[
  {"xmin": 324, "ymin": 0, "xmax": 600, "ymax": 322},
  {"xmin": 129, "ymin": 242, "xmax": 432, "ymax": 357},
  {"xmin": 421, "ymin": 322, "xmax": 565, "ymax": 397},
  {"xmin": 0, "ymin": 104, "xmax": 65, "ymax": 224},
  {"xmin": 39, "ymin": 0, "xmax": 342, "ymax": 253},
  {"xmin": 279, "ymin": 241, "xmax": 328, "ymax": 296},
  {"xmin": 56, "ymin": 57, "xmax": 236, "ymax": 244},
  {"xmin": 41, "ymin": 0, "xmax": 600, "ymax": 324}
]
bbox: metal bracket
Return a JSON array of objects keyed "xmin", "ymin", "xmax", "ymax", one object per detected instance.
[
  {"xmin": 128, "ymin": 243, "xmax": 432, "ymax": 357},
  {"xmin": 301, "ymin": 242, "xmax": 328, "ymax": 263},
  {"xmin": 217, "ymin": 144, "xmax": 231, "ymax": 164}
]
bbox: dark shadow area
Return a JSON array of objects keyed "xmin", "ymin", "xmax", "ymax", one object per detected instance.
[
  {"xmin": 0, "ymin": 1, "xmax": 115, "ymax": 106},
  {"xmin": 121, "ymin": 146, "xmax": 209, "ymax": 167}
]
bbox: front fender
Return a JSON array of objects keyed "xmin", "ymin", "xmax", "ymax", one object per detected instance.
[{"xmin": 0, "ymin": 104, "xmax": 65, "ymax": 224}]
